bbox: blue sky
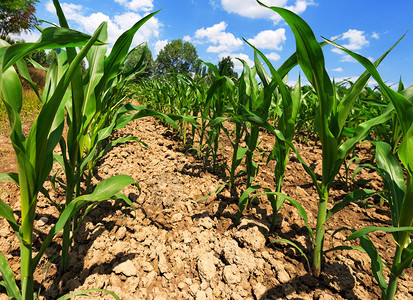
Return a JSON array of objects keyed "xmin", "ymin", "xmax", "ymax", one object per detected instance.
[{"xmin": 13, "ymin": 0, "xmax": 413, "ymax": 87}]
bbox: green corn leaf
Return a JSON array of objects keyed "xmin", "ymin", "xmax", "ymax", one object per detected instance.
[
  {"xmin": 99, "ymin": 10, "xmax": 160, "ymax": 93},
  {"xmin": 393, "ymin": 242, "xmax": 413, "ymax": 277},
  {"xmin": 32, "ymin": 175, "xmax": 135, "ymax": 269},
  {"xmin": 277, "ymin": 40, "xmax": 329, "ymax": 78},
  {"xmin": 331, "ymin": 107, "xmax": 394, "ymax": 189},
  {"xmin": 57, "ymin": 288, "xmax": 119, "ymax": 300},
  {"xmin": 0, "ymin": 65, "xmax": 25, "ymax": 142},
  {"xmin": 54, "ymin": 0, "xmax": 89, "ymax": 165},
  {"xmin": 253, "ymin": 51, "xmax": 271, "ymax": 87},
  {"xmin": 43, "ymin": 49, "xmax": 70, "ymax": 105},
  {"xmin": 375, "ymin": 141, "xmax": 406, "ymax": 227},
  {"xmin": 398, "ymin": 124, "xmax": 413, "ymax": 175},
  {"xmin": 332, "ymin": 34, "xmax": 405, "ymax": 140},
  {"xmin": 257, "ymin": 191, "xmax": 314, "ymax": 243},
  {"xmin": 324, "ymin": 245, "xmax": 365, "ymax": 254},
  {"xmin": 0, "ymin": 253, "xmax": 21, "ymax": 300},
  {"xmin": 323, "ymin": 37, "xmax": 413, "ymax": 136},
  {"xmin": 236, "ymin": 185, "xmax": 262, "ymax": 224},
  {"xmin": 52, "ymin": 153, "xmax": 66, "ymax": 171},
  {"xmin": 114, "ymin": 108, "xmax": 178, "ymax": 131},
  {"xmin": 326, "ymin": 189, "xmax": 376, "ymax": 220},
  {"xmin": 0, "ymin": 198, "xmax": 21, "ymax": 240},
  {"xmin": 14, "ymin": 59, "xmax": 42, "ymax": 102},
  {"xmin": 346, "ymin": 226, "xmax": 413, "ymax": 241},
  {"xmin": 353, "ymin": 232, "xmax": 388, "ymax": 294},
  {"xmin": 209, "ymin": 116, "xmax": 227, "ymax": 127},
  {"xmin": 27, "ymin": 22, "xmax": 105, "ymax": 189},
  {"xmin": 236, "ymin": 147, "xmax": 248, "ymax": 161},
  {"xmin": 0, "ymin": 172, "xmax": 19, "ymax": 184},
  {"xmin": 124, "ymin": 43, "xmax": 149, "ymax": 78},
  {"xmin": 197, "ymin": 182, "xmax": 228, "ymax": 203},
  {"xmin": 203, "ymin": 62, "xmax": 220, "ymax": 78},
  {"xmin": 400, "ymin": 85, "xmax": 413, "ymax": 102},
  {"xmin": 75, "ymin": 175, "xmax": 136, "ymax": 202},
  {"xmin": 257, "ymin": 1, "xmax": 337, "ymax": 186},
  {"xmin": 2, "ymin": 27, "xmax": 101, "ymax": 70},
  {"xmin": 271, "ymin": 238, "xmax": 310, "ymax": 270},
  {"xmin": 82, "ymin": 23, "xmax": 108, "ymax": 129},
  {"xmin": 113, "ymin": 192, "xmax": 137, "ymax": 217}
]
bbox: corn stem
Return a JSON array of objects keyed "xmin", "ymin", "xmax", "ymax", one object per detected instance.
[{"xmin": 313, "ymin": 187, "xmax": 328, "ymax": 278}]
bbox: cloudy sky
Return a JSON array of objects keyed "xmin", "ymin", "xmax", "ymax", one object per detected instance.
[{"xmin": 13, "ymin": 0, "xmax": 413, "ymax": 87}]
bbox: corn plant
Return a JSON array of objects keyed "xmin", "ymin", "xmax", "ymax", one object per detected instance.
[
  {"xmin": 258, "ymin": 1, "xmax": 403, "ymax": 277},
  {"xmin": 46, "ymin": 1, "xmax": 179, "ymax": 273},
  {"xmin": 0, "ymin": 17, "xmax": 135, "ymax": 299},
  {"xmin": 247, "ymin": 45, "xmax": 302, "ymax": 226},
  {"xmin": 202, "ymin": 63, "xmax": 235, "ymax": 171},
  {"xmin": 234, "ymin": 37, "xmax": 334, "ymax": 225},
  {"xmin": 325, "ymin": 39, "xmax": 413, "ymax": 300}
]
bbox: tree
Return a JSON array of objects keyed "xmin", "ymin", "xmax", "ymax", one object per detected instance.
[
  {"xmin": 0, "ymin": 0, "xmax": 39, "ymax": 39},
  {"xmin": 46, "ymin": 49, "xmax": 57, "ymax": 66},
  {"xmin": 27, "ymin": 49, "xmax": 47, "ymax": 66},
  {"xmin": 125, "ymin": 44, "xmax": 155, "ymax": 78},
  {"xmin": 218, "ymin": 56, "xmax": 238, "ymax": 78},
  {"xmin": 155, "ymin": 39, "xmax": 201, "ymax": 75}
]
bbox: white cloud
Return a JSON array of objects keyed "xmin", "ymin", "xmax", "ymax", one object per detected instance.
[
  {"xmin": 332, "ymin": 29, "xmax": 369, "ymax": 51},
  {"xmin": 45, "ymin": 1, "xmax": 160, "ymax": 49},
  {"xmin": 183, "ymin": 35, "xmax": 191, "ymax": 42},
  {"xmin": 247, "ymin": 29, "xmax": 286, "ymax": 50},
  {"xmin": 10, "ymin": 30, "xmax": 41, "ymax": 43},
  {"xmin": 371, "ymin": 32, "xmax": 379, "ymax": 39},
  {"xmin": 331, "ymin": 29, "xmax": 369, "ymax": 62},
  {"xmin": 154, "ymin": 39, "xmax": 168, "ymax": 55},
  {"xmin": 114, "ymin": 0, "xmax": 154, "ymax": 12},
  {"xmin": 194, "ymin": 21, "xmax": 243, "ymax": 54},
  {"xmin": 336, "ymin": 53, "xmax": 355, "ymax": 62},
  {"xmin": 220, "ymin": 0, "xmax": 315, "ymax": 24},
  {"xmin": 332, "ymin": 67, "xmax": 343, "ymax": 72},
  {"xmin": 266, "ymin": 52, "xmax": 281, "ymax": 61}
]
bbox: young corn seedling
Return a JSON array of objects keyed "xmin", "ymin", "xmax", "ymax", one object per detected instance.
[
  {"xmin": 234, "ymin": 37, "xmax": 333, "ymax": 225},
  {"xmin": 246, "ymin": 45, "xmax": 302, "ymax": 226},
  {"xmin": 0, "ymin": 18, "xmax": 132, "ymax": 299},
  {"xmin": 203, "ymin": 63, "xmax": 235, "ymax": 171},
  {"xmin": 46, "ymin": 1, "xmax": 175, "ymax": 272},
  {"xmin": 325, "ymin": 39, "xmax": 413, "ymax": 300},
  {"xmin": 258, "ymin": 0, "xmax": 403, "ymax": 277}
]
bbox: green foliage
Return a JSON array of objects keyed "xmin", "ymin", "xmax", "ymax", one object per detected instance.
[
  {"xmin": 26, "ymin": 48, "xmax": 47, "ymax": 66},
  {"xmin": 0, "ymin": 0, "xmax": 39, "ymax": 39},
  {"xmin": 156, "ymin": 39, "xmax": 202, "ymax": 75},
  {"xmin": 45, "ymin": 49, "xmax": 57, "ymax": 66},
  {"xmin": 0, "ymin": 0, "xmax": 162, "ymax": 297},
  {"xmin": 125, "ymin": 44, "xmax": 154, "ymax": 78}
]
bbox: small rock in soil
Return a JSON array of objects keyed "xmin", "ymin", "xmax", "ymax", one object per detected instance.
[
  {"xmin": 158, "ymin": 252, "xmax": 169, "ymax": 274},
  {"xmin": 113, "ymin": 260, "xmax": 138, "ymax": 277},
  {"xmin": 222, "ymin": 239, "xmax": 256, "ymax": 275},
  {"xmin": 189, "ymin": 283, "xmax": 200, "ymax": 297},
  {"xmin": 37, "ymin": 216, "xmax": 48, "ymax": 227},
  {"xmin": 197, "ymin": 253, "xmax": 218, "ymax": 282},
  {"xmin": 199, "ymin": 216, "xmax": 215, "ymax": 229},
  {"xmin": 223, "ymin": 265, "xmax": 241, "ymax": 284},
  {"xmin": 196, "ymin": 290, "xmax": 207, "ymax": 300},
  {"xmin": 235, "ymin": 218, "xmax": 268, "ymax": 251},
  {"xmin": 252, "ymin": 282, "xmax": 267, "ymax": 299}
]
